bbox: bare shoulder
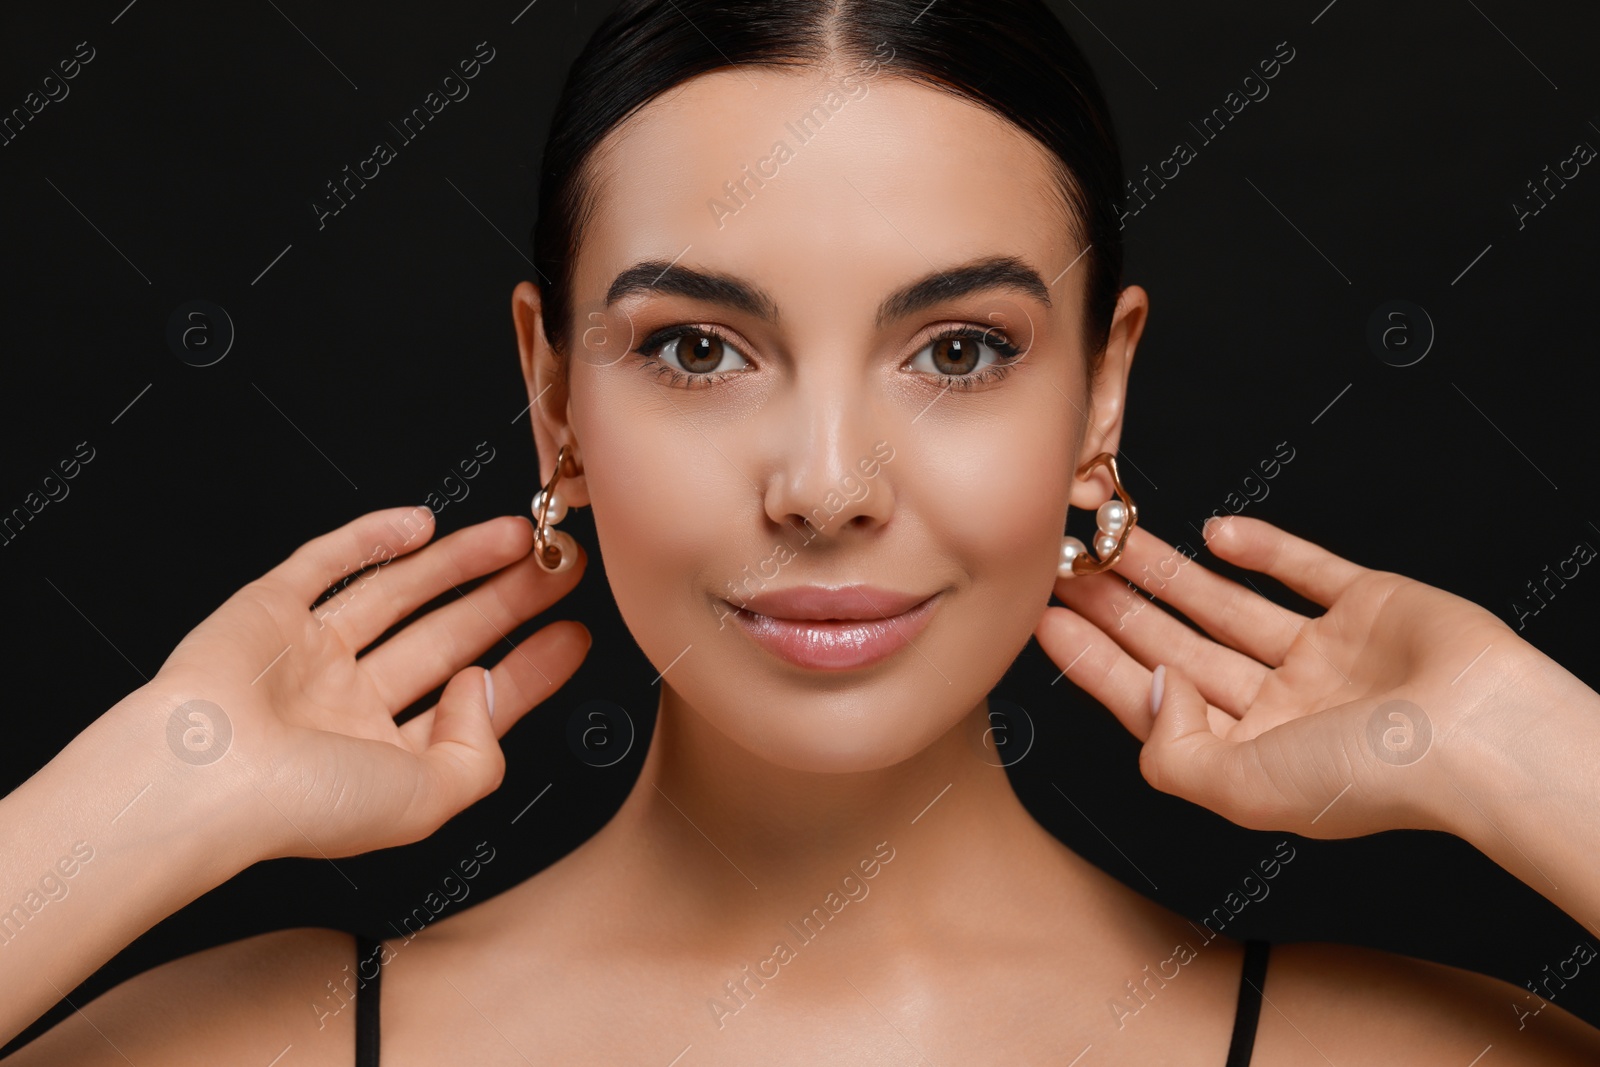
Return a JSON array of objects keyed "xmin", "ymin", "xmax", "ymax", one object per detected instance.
[
  {"xmin": 2, "ymin": 927, "xmax": 362, "ymax": 1067},
  {"xmin": 1252, "ymin": 940, "xmax": 1600, "ymax": 1066}
]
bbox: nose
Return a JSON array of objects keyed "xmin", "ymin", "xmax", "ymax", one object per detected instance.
[{"xmin": 759, "ymin": 371, "xmax": 896, "ymax": 544}]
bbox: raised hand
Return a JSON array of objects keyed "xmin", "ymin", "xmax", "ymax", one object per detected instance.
[
  {"xmin": 122, "ymin": 505, "xmax": 590, "ymax": 865},
  {"xmin": 1033, "ymin": 513, "xmax": 1555, "ymax": 839}
]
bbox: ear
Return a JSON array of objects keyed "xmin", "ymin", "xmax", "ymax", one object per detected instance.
[
  {"xmin": 512, "ymin": 280, "xmax": 591, "ymax": 507},
  {"xmin": 1069, "ymin": 284, "xmax": 1148, "ymax": 511}
]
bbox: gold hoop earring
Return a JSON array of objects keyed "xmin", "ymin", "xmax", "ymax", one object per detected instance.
[
  {"xmin": 531, "ymin": 444, "xmax": 581, "ymax": 573},
  {"xmin": 1058, "ymin": 451, "xmax": 1137, "ymax": 578}
]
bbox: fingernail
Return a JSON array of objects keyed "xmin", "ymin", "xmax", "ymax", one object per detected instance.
[
  {"xmin": 1149, "ymin": 664, "xmax": 1166, "ymax": 717},
  {"xmin": 484, "ymin": 669, "xmax": 496, "ymax": 721}
]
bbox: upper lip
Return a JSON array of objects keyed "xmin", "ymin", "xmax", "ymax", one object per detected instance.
[{"xmin": 732, "ymin": 584, "xmax": 935, "ymax": 621}]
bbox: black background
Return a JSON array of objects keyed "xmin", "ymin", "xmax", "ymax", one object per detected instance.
[{"xmin": 3, "ymin": 0, "xmax": 1598, "ymax": 1053}]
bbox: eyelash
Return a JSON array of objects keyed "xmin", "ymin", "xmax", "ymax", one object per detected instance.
[
  {"xmin": 918, "ymin": 326, "xmax": 1027, "ymax": 391},
  {"xmin": 631, "ymin": 324, "xmax": 1026, "ymax": 391}
]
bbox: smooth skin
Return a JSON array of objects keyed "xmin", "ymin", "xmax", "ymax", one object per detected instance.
[{"xmin": 4, "ymin": 62, "xmax": 1600, "ymax": 1066}]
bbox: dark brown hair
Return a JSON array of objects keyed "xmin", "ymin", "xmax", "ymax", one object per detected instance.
[{"xmin": 531, "ymin": 0, "xmax": 1125, "ymax": 378}]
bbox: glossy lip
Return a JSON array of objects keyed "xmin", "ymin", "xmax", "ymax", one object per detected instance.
[{"xmin": 724, "ymin": 585, "xmax": 943, "ymax": 671}]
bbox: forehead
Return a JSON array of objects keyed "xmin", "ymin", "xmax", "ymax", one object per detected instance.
[{"xmin": 573, "ymin": 66, "xmax": 1082, "ymax": 325}]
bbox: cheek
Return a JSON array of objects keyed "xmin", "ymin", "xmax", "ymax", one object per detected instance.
[
  {"xmin": 911, "ymin": 431, "xmax": 1071, "ymax": 654},
  {"xmin": 574, "ymin": 407, "xmax": 739, "ymax": 663},
  {"xmin": 960, "ymin": 460, "xmax": 1068, "ymax": 562}
]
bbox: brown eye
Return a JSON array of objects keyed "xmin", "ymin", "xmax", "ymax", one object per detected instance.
[
  {"xmin": 930, "ymin": 335, "xmax": 981, "ymax": 375},
  {"xmin": 910, "ymin": 326, "xmax": 1024, "ymax": 381},
  {"xmin": 676, "ymin": 330, "xmax": 728, "ymax": 374},
  {"xmin": 635, "ymin": 325, "xmax": 752, "ymax": 384}
]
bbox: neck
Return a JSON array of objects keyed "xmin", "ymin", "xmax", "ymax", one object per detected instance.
[{"xmin": 591, "ymin": 682, "xmax": 1065, "ymax": 947}]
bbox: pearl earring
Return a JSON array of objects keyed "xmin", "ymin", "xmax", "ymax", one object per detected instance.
[
  {"xmin": 1057, "ymin": 451, "xmax": 1138, "ymax": 579},
  {"xmin": 532, "ymin": 444, "xmax": 580, "ymax": 573}
]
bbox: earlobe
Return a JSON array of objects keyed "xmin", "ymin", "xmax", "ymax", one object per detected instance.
[
  {"xmin": 1057, "ymin": 452, "xmax": 1138, "ymax": 578},
  {"xmin": 536, "ymin": 440, "xmax": 592, "ymax": 510},
  {"xmin": 1066, "ymin": 457, "xmax": 1116, "ymax": 511}
]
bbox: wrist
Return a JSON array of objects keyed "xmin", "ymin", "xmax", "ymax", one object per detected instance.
[
  {"xmin": 0, "ymin": 688, "xmax": 269, "ymax": 1033},
  {"xmin": 86, "ymin": 686, "xmax": 274, "ymax": 883},
  {"xmin": 1425, "ymin": 647, "xmax": 1600, "ymax": 843}
]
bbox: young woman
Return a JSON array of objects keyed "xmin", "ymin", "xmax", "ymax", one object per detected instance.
[{"xmin": 5, "ymin": 0, "xmax": 1599, "ymax": 1063}]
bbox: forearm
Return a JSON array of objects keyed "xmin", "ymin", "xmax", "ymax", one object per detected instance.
[
  {"xmin": 0, "ymin": 692, "xmax": 257, "ymax": 1044},
  {"xmin": 1435, "ymin": 651, "xmax": 1600, "ymax": 935}
]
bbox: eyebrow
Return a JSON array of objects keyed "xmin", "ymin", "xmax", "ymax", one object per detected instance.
[{"xmin": 604, "ymin": 254, "xmax": 1053, "ymax": 329}]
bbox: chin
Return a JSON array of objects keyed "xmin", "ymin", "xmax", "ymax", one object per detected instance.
[{"xmin": 690, "ymin": 682, "xmax": 970, "ymax": 775}]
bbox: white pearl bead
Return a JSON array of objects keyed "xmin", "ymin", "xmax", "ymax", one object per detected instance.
[
  {"xmin": 1096, "ymin": 499, "xmax": 1127, "ymax": 536},
  {"xmin": 1095, "ymin": 529, "xmax": 1121, "ymax": 560},
  {"xmin": 1058, "ymin": 535, "xmax": 1088, "ymax": 579},
  {"xmin": 539, "ymin": 529, "xmax": 577, "ymax": 574},
  {"xmin": 533, "ymin": 489, "xmax": 568, "ymax": 526}
]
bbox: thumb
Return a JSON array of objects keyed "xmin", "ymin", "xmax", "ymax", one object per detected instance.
[
  {"xmin": 1138, "ymin": 664, "xmax": 1232, "ymax": 806},
  {"xmin": 405, "ymin": 667, "xmax": 506, "ymax": 837}
]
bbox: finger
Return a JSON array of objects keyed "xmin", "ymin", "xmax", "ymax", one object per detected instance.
[
  {"xmin": 1203, "ymin": 514, "xmax": 1368, "ymax": 610},
  {"xmin": 1049, "ymin": 568, "xmax": 1266, "ymax": 717},
  {"xmin": 264, "ymin": 505, "xmax": 437, "ymax": 605},
  {"xmin": 1139, "ymin": 663, "xmax": 1257, "ymax": 817},
  {"xmin": 393, "ymin": 666, "xmax": 506, "ymax": 840},
  {"xmin": 363, "ymin": 542, "xmax": 587, "ymax": 714},
  {"xmin": 315, "ymin": 515, "xmax": 537, "ymax": 653},
  {"xmin": 1036, "ymin": 606, "xmax": 1245, "ymax": 745},
  {"xmin": 1144, "ymin": 664, "xmax": 1384, "ymax": 835},
  {"xmin": 1086, "ymin": 524, "xmax": 1311, "ymax": 668},
  {"xmin": 398, "ymin": 620, "xmax": 591, "ymax": 746},
  {"xmin": 484, "ymin": 620, "xmax": 592, "ymax": 732},
  {"xmin": 1035, "ymin": 605, "xmax": 1158, "ymax": 742}
]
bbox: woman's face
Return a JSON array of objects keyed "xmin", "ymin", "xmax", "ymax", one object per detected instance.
[{"xmin": 518, "ymin": 65, "xmax": 1144, "ymax": 774}]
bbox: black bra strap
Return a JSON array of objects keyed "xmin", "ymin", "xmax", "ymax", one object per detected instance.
[
  {"xmin": 354, "ymin": 933, "xmax": 384, "ymax": 1066},
  {"xmin": 1224, "ymin": 939, "xmax": 1270, "ymax": 1067}
]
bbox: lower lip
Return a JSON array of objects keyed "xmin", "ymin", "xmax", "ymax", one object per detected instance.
[{"xmin": 727, "ymin": 593, "xmax": 942, "ymax": 671}]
